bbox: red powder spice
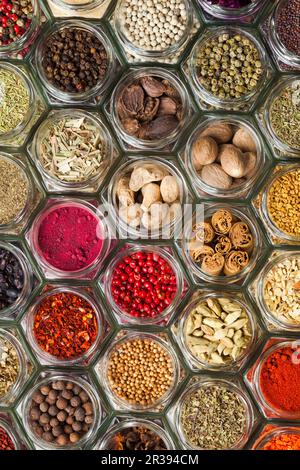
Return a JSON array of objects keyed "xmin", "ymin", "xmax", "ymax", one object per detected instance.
[
  {"xmin": 33, "ymin": 291, "xmax": 99, "ymax": 360},
  {"xmin": 0, "ymin": 427, "xmax": 15, "ymax": 450},
  {"xmin": 263, "ymin": 433, "xmax": 300, "ymax": 450},
  {"xmin": 37, "ymin": 205, "xmax": 103, "ymax": 272},
  {"xmin": 260, "ymin": 347, "xmax": 300, "ymax": 413}
]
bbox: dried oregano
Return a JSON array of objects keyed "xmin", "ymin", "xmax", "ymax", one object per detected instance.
[
  {"xmin": 0, "ymin": 336, "xmax": 20, "ymax": 398},
  {"xmin": 0, "ymin": 69, "xmax": 30, "ymax": 134},
  {"xmin": 0, "ymin": 157, "xmax": 29, "ymax": 226},
  {"xmin": 180, "ymin": 385, "xmax": 247, "ymax": 449}
]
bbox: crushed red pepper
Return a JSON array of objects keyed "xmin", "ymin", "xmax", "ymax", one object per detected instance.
[
  {"xmin": 0, "ymin": 427, "xmax": 15, "ymax": 450},
  {"xmin": 33, "ymin": 291, "xmax": 99, "ymax": 360}
]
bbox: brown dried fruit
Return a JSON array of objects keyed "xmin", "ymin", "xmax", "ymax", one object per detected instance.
[
  {"xmin": 162, "ymin": 79, "xmax": 181, "ymax": 99},
  {"xmin": 119, "ymin": 84, "xmax": 144, "ymax": 116},
  {"xmin": 200, "ymin": 123, "xmax": 234, "ymax": 144},
  {"xmin": 139, "ymin": 97, "xmax": 160, "ymax": 122},
  {"xmin": 157, "ymin": 96, "xmax": 177, "ymax": 115},
  {"xmin": 122, "ymin": 118, "xmax": 140, "ymax": 136},
  {"xmin": 140, "ymin": 77, "xmax": 166, "ymax": 97},
  {"xmin": 138, "ymin": 115, "xmax": 178, "ymax": 140}
]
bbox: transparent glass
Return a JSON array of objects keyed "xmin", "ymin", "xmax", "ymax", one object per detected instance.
[
  {"xmin": 34, "ymin": 20, "xmax": 114, "ymax": 104},
  {"xmin": 177, "ymin": 292, "xmax": 257, "ymax": 371},
  {"xmin": 184, "ymin": 115, "xmax": 264, "ymax": 198},
  {"xmin": 110, "ymin": 67, "xmax": 190, "ymax": 150},
  {"xmin": 25, "ymin": 286, "xmax": 105, "ymax": 366},
  {"xmin": 51, "ymin": 0, "xmax": 106, "ymax": 12},
  {"xmin": 107, "ymin": 156, "xmax": 189, "ymax": 239},
  {"xmin": 0, "ymin": 417, "xmax": 21, "ymax": 450},
  {"xmin": 174, "ymin": 379, "xmax": 254, "ymax": 450},
  {"xmin": 100, "ymin": 331, "xmax": 180, "ymax": 412},
  {"xmin": 0, "ymin": 329, "xmax": 28, "ymax": 407},
  {"xmin": 0, "ymin": 242, "xmax": 33, "ymax": 319},
  {"xmin": 182, "ymin": 204, "xmax": 261, "ymax": 284},
  {"xmin": 188, "ymin": 26, "xmax": 269, "ymax": 111},
  {"xmin": 28, "ymin": 198, "xmax": 111, "ymax": 279},
  {"xmin": 22, "ymin": 373, "xmax": 101, "ymax": 449},
  {"xmin": 103, "ymin": 245, "xmax": 184, "ymax": 326},
  {"xmin": 198, "ymin": 0, "xmax": 266, "ymax": 21},
  {"xmin": 252, "ymin": 426, "xmax": 300, "ymax": 450},
  {"xmin": 31, "ymin": 109, "xmax": 114, "ymax": 193},
  {"xmin": 113, "ymin": 0, "xmax": 193, "ymax": 61}
]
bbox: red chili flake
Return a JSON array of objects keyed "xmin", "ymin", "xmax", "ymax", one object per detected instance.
[
  {"xmin": 33, "ymin": 292, "xmax": 99, "ymax": 360},
  {"xmin": 110, "ymin": 251, "xmax": 178, "ymax": 319},
  {"xmin": 0, "ymin": 427, "xmax": 15, "ymax": 450}
]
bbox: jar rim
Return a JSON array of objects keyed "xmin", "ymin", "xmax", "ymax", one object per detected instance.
[
  {"xmin": 0, "ymin": 417, "xmax": 21, "ymax": 450},
  {"xmin": 252, "ymin": 425, "xmax": 300, "ymax": 450},
  {"xmin": 270, "ymin": 0, "xmax": 300, "ymax": 67},
  {"xmin": 198, "ymin": 0, "xmax": 264, "ymax": 20},
  {"xmin": 50, "ymin": 0, "xmax": 106, "ymax": 12}
]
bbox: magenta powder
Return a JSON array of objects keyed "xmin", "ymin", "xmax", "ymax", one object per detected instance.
[{"xmin": 37, "ymin": 205, "xmax": 104, "ymax": 272}]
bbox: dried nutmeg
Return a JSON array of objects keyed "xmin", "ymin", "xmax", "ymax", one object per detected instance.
[
  {"xmin": 219, "ymin": 145, "xmax": 246, "ymax": 178},
  {"xmin": 200, "ymin": 123, "xmax": 234, "ymax": 144},
  {"xmin": 243, "ymin": 152, "xmax": 257, "ymax": 178},
  {"xmin": 192, "ymin": 136, "xmax": 218, "ymax": 169},
  {"xmin": 232, "ymin": 128, "xmax": 257, "ymax": 153},
  {"xmin": 201, "ymin": 163, "xmax": 232, "ymax": 189}
]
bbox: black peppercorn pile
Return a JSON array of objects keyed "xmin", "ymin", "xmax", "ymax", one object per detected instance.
[
  {"xmin": 42, "ymin": 27, "xmax": 108, "ymax": 94},
  {"xmin": 29, "ymin": 380, "xmax": 95, "ymax": 447},
  {"xmin": 107, "ymin": 425, "xmax": 167, "ymax": 450},
  {"xmin": 0, "ymin": 247, "xmax": 24, "ymax": 311}
]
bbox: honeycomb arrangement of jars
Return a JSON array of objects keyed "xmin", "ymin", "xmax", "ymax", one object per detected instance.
[{"xmin": 0, "ymin": 0, "xmax": 299, "ymax": 452}]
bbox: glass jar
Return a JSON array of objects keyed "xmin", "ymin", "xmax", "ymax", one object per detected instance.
[
  {"xmin": 177, "ymin": 292, "xmax": 257, "ymax": 371},
  {"xmin": 25, "ymin": 287, "xmax": 105, "ymax": 366},
  {"xmin": 184, "ymin": 115, "xmax": 265, "ymax": 198},
  {"xmin": 268, "ymin": 0, "xmax": 300, "ymax": 70},
  {"xmin": 113, "ymin": 0, "xmax": 193, "ymax": 63},
  {"xmin": 259, "ymin": 165, "xmax": 300, "ymax": 243},
  {"xmin": 48, "ymin": 0, "xmax": 110, "ymax": 18},
  {"xmin": 30, "ymin": 109, "xmax": 114, "ymax": 193},
  {"xmin": 106, "ymin": 156, "xmax": 188, "ymax": 239},
  {"xmin": 187, "ymin": 26, "xmax": 269, "ymax": 111},
  {"xmin": 0, "ymin": 0, "xmax": 41, "ymax": 58},
  {"xmin": 35, "ymin": 20, "xmax": 115, "ymax": 104},
  {"xmin": 21, "ymin": 373, "xmax": 101, "ymax": 449},
  {"xmin": 0, "ymin": 153, "xmax": 34, "ymax": 234},
  {"xmin": 173, "ymin": 379, "xmax": 254, "ymax": 449},
  {"xmin": 103, "ymin": 245, "xmax": 184, "ymax": 326},
  {"xmin": 97, "ymin": 418, "xmax": 175, "ymax": 450},
  {"xmin": 252, "ymin": 340, "xmax": 300, "ymax": 420},
  {"xmin": 0, "ymin": 329, "xmax": 28, "ymax": 407},
  {"xmin": 28, "ymin": 198, "xmax": 111, "ymax": 280},
  {"xmin": 99, "ymin": 331, "xmax": 180, "ymax": 412},
  {"xmin": 0, "ymin": 242, "xmax": 33, "ymax": 320},
  {"xmin": 0, "ymin": 62, "xmax": 36, "ymax": 145},
  {"xmin": 259, "ymin": 77, "xmax": 300, "ymax": 158},
  {"xmin": 0, "ymin": 417, "xmax": 21, "ymax": 450},
  {"xmin": 198, "ymin": 0, "xmax": 267, "ymax": 21},
  {"xmin": 252, "ymin": 425, "xmax": 300, "ymax": 450},
  {"xmin": 182, "ymin": 204, "xmax": 261, "ymax": 285},
  {"xmin": 110, "ymin": 67, "xmax": 190, "ymax": 150},
  {"xmin": 253, "ymin": 251, "xmax": 300, "ymax": 332}
]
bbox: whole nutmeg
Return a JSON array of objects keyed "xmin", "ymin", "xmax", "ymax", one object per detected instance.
[
  {"xmin": 200, "ymin": 123, "xmax": 233, "ymax": 144},
  {"xmin": 201, "ymin": 163, "xmax": 232, "ymax": 189},
  {"xmin": 232, "ymin": 128, "xmax": 257, "ymax": 153},
  {"xmin": 243, "ymin": 152, "xmax": 257, "ymax": 178},
  {"xmin": 192, "ymin": 136, "xmax": 218, "ymax": 169},
  {"xmin": 219, "ymin": 145, "xmax": 246, "ymax": 178}
]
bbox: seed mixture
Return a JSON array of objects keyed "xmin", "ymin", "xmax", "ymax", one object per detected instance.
[
  {"xmin": 180, "ymin": 384, "xmax": 247, "ymax": 449},
  {"xmin": 0, "ymin": 247, "xmax": 24, "ymax": 311},
  {"xmin": 184, "ymin": 297, "xmax": 252, "ymax": 365},
  {"xmin": 105, "ymin": 425, "xmax": 167, "ymax": 450},
  {"xmin": 263, "ymin": 255, "xmax": 300, "ymax": 326},
  {"xmin": 0, "ymin": 335, "xmax": 20, "ymax": 398},
  {"xmin": 0, "ymin": 156, "xmax": 29, "ymax": 226},
  {"xmin": 267, "ymin": 168, "xmax": 300, "ymax": 237},
  {"xmin": 276, "ymin": 0, "xmax": 300, "ymax": 57},
  {"xmin": 0, "ymin": 0, "xmax": 34, "ymax": 47},
  {"xmin": 107, "ymin": 337, "xmax": 175, "ymax": 406},
  {"xmin": 0, "ymin": 68, "xmax": 30, "ymax": 133}
]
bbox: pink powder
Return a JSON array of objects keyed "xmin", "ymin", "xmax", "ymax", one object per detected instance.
[{"xmin": 37, "ymin": 205, "xmax": 104, "ymax": 272}]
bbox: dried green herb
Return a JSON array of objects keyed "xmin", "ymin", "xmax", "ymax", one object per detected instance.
[
  {"xmin": 270, "ymin": 81, "xmax": 300, "ymax": 150},
  {"xmin": 180, "ymin": 384, "xmax": 247, "ymax": 449},
  {"xmin": 0, "ymin": 336, "xmax": 20, "ymax": 398},
  {"xmin": 39, "ymin": 116, "xmax": 107, "ymax": 184},
  {"xmin": 0, "ymin": 156, "xmax": 29, "ymax": 226},
  {"xmin": 0, "ymin": 69, "xmax": 30, "ymax": 134}
]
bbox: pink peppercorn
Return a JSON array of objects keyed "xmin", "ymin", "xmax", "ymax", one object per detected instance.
[{"xmin": 110, "ymin": 251, "xmax": 178, "ymax": 319}]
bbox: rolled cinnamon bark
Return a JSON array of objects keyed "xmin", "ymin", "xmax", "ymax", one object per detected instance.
[
  {"xmin": 224, "ymin": 250, "xmax": 249, "ymax": 276},
  {"xmin": 229, "ymin": 222, "xmax": 253, "ymax": 253},
  {"xmin": 215, "ymin": 236, "xmax": 232, "ymax": 255},
  {"xmin": 211, "ymin": 210, "xmax": 233, "ymax": 235},
  {"xmin": 189, "ymin": 243, "xmax": 214, "ymax": 263},
  {"xmin": 201, "ymin": 252, "xmax": 225, "ymax": 276},
  {"xmin": 192, "ymin": 222, "xmax": 215, "ymax": 244}
]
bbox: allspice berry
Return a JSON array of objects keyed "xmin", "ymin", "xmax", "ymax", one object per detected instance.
[{"xmin": 192, "ymin": 136, "xmax": 218, "ymax": 169}]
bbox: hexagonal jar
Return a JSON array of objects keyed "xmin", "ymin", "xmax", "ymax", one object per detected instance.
[
  {"xmin": 29, "ymin": 109, "xmax": 115, "ymax": 193},
  {"xmin": 26, "ymin": 198, "xmax": 111, "ymax": 280},
  {"xmin": 250, "ymin": 251, "xmax": 300, "ymax": 332},
  {"xmin": 252, "ymin": 425, "xmax": 300, "ymax": 450},
  {"xmin": 109, "ymin": 67, "xmax": 191, "ymax": 150},
  {"xmin": 96, "ymin": 417, "xmax": 175, "ymax": 450},
  {"xmin": 169, "ymin": 377, "xmax": 255, "ymax": 450},
  {"xmin": 183, "ymin": 115, "xmax": 265, "ymax": 198},
  {"xmin": 174, "ymin": 291, "xmax": 258, "ymax": 371},
  {"xmin": 246, "ymin": 339, "xmax": 300, "ymax": 420},
  {"xmin": 181, "ymin": 204, "xmax": 261, "ymax": 285},
  {"xmin": 104, "ymin": 156, "xmax": 189, "ymax": 239},
  {"xmin": 47, "ymin": 0, "xmax": 111, "ymax": 19},
  {"xmin": 20, "ymin": 373, "xmax": 102, "ymax": 449},
  {"xmin": 197, "ymin": 0, "xmax": 267, "ymax": 22},
  {"xmin": 24, "ymin": 286, "xmax": 107, "ymax": 366},
  {"xmin": 101, "ymin": 244, "xmax": 185, "ymax": 326},
  {"xmin": 0, "ymin": 415, "xmax": 23, "ymax": 450},
  {"xmin": 96, "ymin": 331, "xmax": 180, "ymax": 412},
  {"xmin": 186, "ymin": 26, "xmax": 270, "ymax": 111}
]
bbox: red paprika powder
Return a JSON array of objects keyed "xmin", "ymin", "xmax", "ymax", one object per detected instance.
[
  {"xmin": 0, "ymin": 427, "xmax": 15, "ymax": 450},
  {"xmin": 263, "ymin": 433, "xmax": 300, "ymax": 450},
  {"xmin": 259, "ymin": 346, "xmax": 300, "ymax": 414},
  {"xmin": 33, "ymin": 291, "xmax": 99, "ymax": 360}
]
